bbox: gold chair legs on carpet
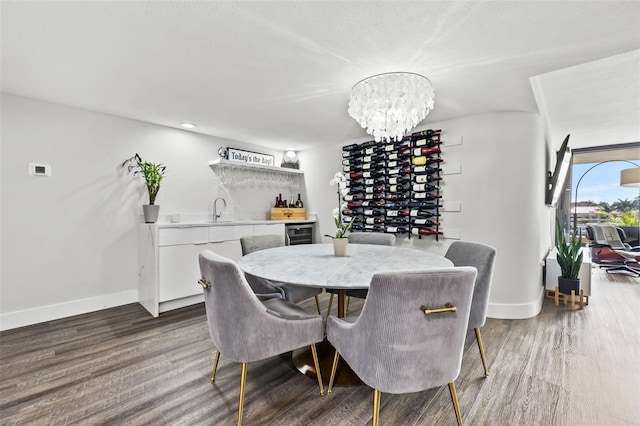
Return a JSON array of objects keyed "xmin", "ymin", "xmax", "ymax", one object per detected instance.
[
  {"xmin": 474, "ymin": 327, "xmax": 489, "ymax": 377},
  {"xmin": 211, "ymin": 350, "xmax": 221, "ymax": 382},
  {"xmin": 314, "ymin": 295, "xmax": 321, "ymax": 315},
  {"xmin": 448, "ymin": 382, "xmax": 463, "ymax": 426}
]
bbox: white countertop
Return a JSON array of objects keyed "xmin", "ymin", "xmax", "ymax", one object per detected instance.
[{"xmin": 148, "ymin": 219, "xmax": 316, "ymax": 228}]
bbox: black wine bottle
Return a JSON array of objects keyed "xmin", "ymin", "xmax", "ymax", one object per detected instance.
[
  {"xmin": 385, "ymin": 226, "xmax": 409, "ymax": 233},
  {"xmin": 362, "ymin": 200, "xmax": 384, "ymax": 208},
  {"xmin": 411, "ymin": 218, "xmax": 440, "ymax": 227},
  {"xmin": 386, "ymin": 193, "xmax": 408, "ymax": 201},
  {"xmin": 410, "ymin": 180, "xmax": 439, "ymax": 191},
  {"xmin": 386, "ymin": 210, "xmax": 410, "ymax": 217},
  {"xmin": 363, "ymin": 208, "xmax": 385, "ymax": 216},
  {"xmin": 362, "ymin": 170, "xmax": 384, "ymax": 178},
  {"xmin": 413, "ymin": 147, "xmax": 441, "ymax": 157},
  {"xmin": 384, "ymin": 202, "xmax": 409, "ymax": 210},
  {"xmin": 412, "ymin": 192, "xmax": 442, "ymax": 200},
  {"xmin": 295, "ymin": 194, "xmax": 303, "ymax": 208},
  {"xmin": 388, "ymin": 184, "xmax": 410, "ymax": 193},
  {"xmin": 409, "ymin": 202, "xmax": 441, "ymax": 210},
  {"xmin": 364, "ymin": 186, "xmax": 384, "ymax": 194},
  {"xmin": 344, "ymin": 194, "xmax": 364, "ymax": 201},
  {"xmin": 364, "ymin": 193, "xmax": 385, "ymax": 200},
  {"xmin": 365, "ymin": 217, "xmax": 385, "ymax": 225},
  {"xmin": 362, "ymin": 162, "xmax": 385, "ymax": 171}
]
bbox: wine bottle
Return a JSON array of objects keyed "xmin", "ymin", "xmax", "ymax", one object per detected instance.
[
  {"xmin": 413, "ymin": 147, "xmax": 441, "ymax": 157},
  {"xmin": 412, "ymin": 183, "xmax": 441, "ymax": 192},
  {"xmin": 343, "ymin": 164, "xmax": 363, "ymax": 172},
  {"xmin": 413, "ymin": 166, "xmax": 442, "ymax": 175},
  {"xmin": 274, "ymin": 196, "xmax": 280, "ymax": 208},
  {"xmin": 409, "ymin": 209, "xmax": 440, "ymax": 217},
  {"xmin": 349, "ymin": 172, "xmax": 364, "ymax": 179},
  {"xmin": 407, "ymin": 201, "xmax": 442, "ymax": 208},
  {"xmin": 387, "ymin": 175, "xmax": 410, "ymax": 185},
  {"xmin": 411, "ymin": 219, "xmax": 440, "ymax": 227},
  {"xmin": 412, "ymin": 192, "xmax": 442, "ymax": 200},
  {"xmin": 413, "ymin": 129, "xmax": 441, "ymax": 138},
  {"xmin": 282, "ymin": 199, "xmax": 288, "ymax": 208},
  {"xmin": 362, "ymin": 200, "xmax": 384, "ymax": 208},
  {"xmin": 295, "ymin": 194, "xmax": 304, "ymax": 208},
  {"xmin": 278, "ymin": 193, "xmax": 283, "ymax": 207},
  {"xmin": 344, "ymin": 194, "xmax": 364, "ymax": 201},
  {"xmin": 385, "ymin": 226, "xmax": 409, "ymax": 233},
  {"xmin": 412, "ymin": 174, "xmax": 442, "ymax": 183},
  {"xmin": 364, "ymin": 178, "xmax": 385, "ymax": 186},
  {"xmin": 388, "ymin": 184, "xmax": 410, "ymax": 193},
  {"xmin": 365, "ymin": 186, "xmax": 385, "ymax": 194},
  {"xmin": 411, "ymin": 180, "xmax": 439, "ymax": 191},
  {"xmin": 342, "ymin": 157, "xmax": 363, "ymax": 166},
  {"xmin": 386, "ymin": 218, "xmax": 410, "ymax": 226},
  {"xmin": 348, "ymin": 185, "xmax": 365, "ymax": 194},
  {"xmin": 386, "ymin": 193, "xmax": 409, "ymax": 201},
  {"xmin": 409, "ymin": 202, "xmax": 441, "ymax": 209},
  {"xmin": 363, "ymin": 154, "xmax": 384, "ymax": 163},
  {"xmin": 363, "ymin": 209, "xmax": 385, "ymax": 216},
  {"xmin": 387, "ymin": 167, "xmax": 411, "ymax": 176},
  {"xmin": 362, "ymin": 162, "xmax": 385, "ymax": 170},
  {"xmin": 351, "ymin": 224, "xmax": 365, "ymax": 231},
  {"xmin": 386, "ymin": 210, "xmax": 410, "ymax": 217},
  {"xmin": 365, "ymin": 217, "xmax": 385, "ymax": 225},
  {"xmin": 343, "ymin": 143, "xmax": 361, "ymax": 152},
  {"xmin": 362, "ymin": 170, "xmax": 384, "ymax": 178},
  {"xmin": 364, "ymin": 224, "xmax": 385, "ymax": 232},
  {"xmin": 364, "ymin": 193, "xmax": 385, "ymax": 200},
  {"xmin": 346, "ymin": 178, "xmax": 364, "ymax": 186},
  {"xmin": 347, "ymin": 201, "xmax": 363, "ymax": 208},
  {"xmin": 411, "ymin": 228, "xmax": 443, "ymax": 236},
  {"xmin": 364, "ymin": 146, "xmax": 382, "ymax": 155},
  {"xmin": 386, "ymin": 159, "xmax": 411, "ymax": 169},
  {"xmin": 384, "ymin": 202, "xmax": 409, "ymax": 209}
]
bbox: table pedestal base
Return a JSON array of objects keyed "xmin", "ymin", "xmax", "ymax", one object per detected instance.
[{"xmin": 292, "ymin": 338, "xmax": 362, "ymax": 387}]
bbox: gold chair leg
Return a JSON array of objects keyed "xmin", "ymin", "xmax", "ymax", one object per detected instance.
[
  {"xmin": 326, "ymin": 293, "xmax": 334, "ymax": 317},
  {"xmin": 474, "ymin": 328, "xmax": 489, "ymax": 377},
  {"xmin": 346, "ymin": 295, "xmax": 351, "ymax": 313},
  {"xmin": 372, "ymin": 389, "xmax": 381, "ymax": 426},
  {"xmin": 327, "ymin": 349, "xmax": 340, "ymax": 394},
  {"xmin": 210, "ymin": 350, "xmax": 221, "ymax": 382},
  {"xmin": 238, "ymin": 362, "xmax": 247, "ymax": 426},
  {"xmin": 314, "ymin": 295, "xmax": 321, "ymax": 315},
  {"xmin": 310, "ymin": 344, "xmax": 325, "ymax": 395},
  {"xmin": 448, "ymin": 382, "xmax": 463, "ymax": 426}
]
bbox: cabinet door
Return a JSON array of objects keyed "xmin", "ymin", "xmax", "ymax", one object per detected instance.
[
  {"xmin": 254, "ymin": 223, "xmax": 285, "ymax": 236},
  {"xmin": 158, "ymin": 243, "xmax": 207, "ymax": 302}
]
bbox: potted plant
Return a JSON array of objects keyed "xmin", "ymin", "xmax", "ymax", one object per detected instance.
[
  {"xmin": 556, "ymin": 220, "xmax": 583, "ymax": 295},
  {"xmin": 122, "ymin": 153, "xmax": 166, "ymax": 223},
  {"xmin": 326, "ymin": 171, "xmax": 354, "ymax": 256}
]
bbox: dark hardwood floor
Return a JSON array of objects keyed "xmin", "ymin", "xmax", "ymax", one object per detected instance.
[{"xmin": 1, "ymin": 268, "xmax": 639, "ymax": 425}]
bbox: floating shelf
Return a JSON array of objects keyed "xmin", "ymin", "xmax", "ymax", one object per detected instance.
[{"xmin": 208, "ymin": 159, "xmax": 304, "ymax": 175}]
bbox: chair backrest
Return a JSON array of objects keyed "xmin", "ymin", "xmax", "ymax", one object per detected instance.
[
  {"xmin": 444, "ymin": 241, "xmax": 497, "ymax": 329},
  {"xmin": 198, "ymin": 250, "xmax": 276, "ymax": 362},
  {"xmin": 348, "ymin": 232, "xmax": 396, "ymax": 246},
  {"xmin": 240, "ymin": 234, "xmax": 286, "ymax": 256},
  {"xmin": 339, "ymin": 267, "xmax": 476, "ymax": 394},
  {"xmin": 587, "ymin": 224, "xmax": 626, "ymax": 250}
]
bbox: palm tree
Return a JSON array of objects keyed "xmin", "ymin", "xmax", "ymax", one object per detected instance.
[{"xmin": 611, "ymin": 198, "xmax": 636, "ymax": 213}]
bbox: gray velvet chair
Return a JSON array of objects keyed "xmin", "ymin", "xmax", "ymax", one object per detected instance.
[
  {"xmin": 326, "ymin": 267, "xmax": 477, "ymax": 426},
  {"xmin": 240, "ymin": 234, "xmax": 322, "ymax": 314},
  {"xmin": 326, "ymin": 232, "xmax": 396, "ymax": 316},
  {"xmin": 444, "ymin": 241, "xmax": 497, "ymax": 377},
  {"xmin": 198, "ymin": 250, "xmax": 324, "ymax": 426}
]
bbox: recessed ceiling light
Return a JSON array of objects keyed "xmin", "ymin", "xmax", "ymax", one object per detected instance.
[{"xmin": 180, "ymin": 122, "xmax": 197, "ymax": 129}]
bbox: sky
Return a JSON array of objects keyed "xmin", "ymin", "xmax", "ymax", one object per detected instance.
[{"xmin": 572, "ymin": 160, "xmax": 640, "ymax": 205}]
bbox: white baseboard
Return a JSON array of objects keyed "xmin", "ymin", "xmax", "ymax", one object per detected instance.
[
  {"xmin": 487, "ymin": 286, "xmax": 544, "ymax": 319},
  {"xmin": 0, "ymin": 290, "xmax": 138, "ymax": 331}
]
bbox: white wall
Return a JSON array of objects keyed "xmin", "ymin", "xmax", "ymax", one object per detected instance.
[
  {"xmin": 301, "ymin": 112, "xmax": 549, "ymax": 319},
  {"xmin": 0, "ymin": 94, "xmax": 300, "ymax": 329}
]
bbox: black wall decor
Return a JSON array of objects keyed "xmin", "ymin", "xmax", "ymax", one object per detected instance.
[{"xmin": 341, "ymin": 129, "xmax": 443, "ymax": 240}]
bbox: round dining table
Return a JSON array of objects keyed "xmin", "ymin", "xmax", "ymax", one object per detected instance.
[{"xmin": 237, "ymin": 242, "xmax": 454, "ymax": 386}]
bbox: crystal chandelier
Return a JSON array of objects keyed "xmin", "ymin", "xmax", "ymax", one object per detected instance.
[{"xmin": 348, "ymin": 72, "xmax": 435, "ymax": 142}]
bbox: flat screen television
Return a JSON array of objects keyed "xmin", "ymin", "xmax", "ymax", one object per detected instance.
[{"xmin": 545, "ymin": 134, "xmax": 572, "ymax": 207}]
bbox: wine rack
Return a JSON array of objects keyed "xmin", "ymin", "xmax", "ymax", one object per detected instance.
[{"xmin": 341, "ymin": 129, "xmax": 443, "ymax": 240}]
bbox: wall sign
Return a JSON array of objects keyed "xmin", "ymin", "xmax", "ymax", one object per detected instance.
[{"xmin": 227, "ymin": 148, "xmax": 275, "ymax": 167}]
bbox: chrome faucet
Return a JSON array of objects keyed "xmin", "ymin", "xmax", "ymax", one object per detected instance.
[{"xmin": 213, "ymin": 197, "xmax": 227, "ymax": 222}]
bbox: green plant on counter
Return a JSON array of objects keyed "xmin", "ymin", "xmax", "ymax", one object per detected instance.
[
  {"xmin": 556, "ymin": 220, "xmax": 583, "ymax": 279},
  {"xmin": 122, "ymin": 153, "xmax": 166, "ymax": 205}
]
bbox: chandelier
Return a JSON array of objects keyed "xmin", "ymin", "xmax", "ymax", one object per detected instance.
[{"xmin": 348, "ymin": 72, "xmax": 435, "ymax": 142}]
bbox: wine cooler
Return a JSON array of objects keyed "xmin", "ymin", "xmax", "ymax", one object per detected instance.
[
  {"xmin": 285, "ymin": 223, "xmax": 314, "ymax": 245},
  {"xmin": 341, "ymin": 129, "xmax": 443, "ymax": 240}
]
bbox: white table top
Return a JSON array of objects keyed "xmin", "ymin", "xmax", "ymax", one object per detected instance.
[{"xmin": 237, "ymin": 243, "xmax": 453, "ymax": 289}]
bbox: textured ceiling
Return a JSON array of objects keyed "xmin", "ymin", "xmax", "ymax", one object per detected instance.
[{"xmin": 2, "ymin": 1, "xmax": 639, "ymax": 151}]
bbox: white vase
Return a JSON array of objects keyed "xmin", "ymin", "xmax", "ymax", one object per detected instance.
[{"xmin": 332, "ymin": 238, "xmax": 349, "ymax": 257}]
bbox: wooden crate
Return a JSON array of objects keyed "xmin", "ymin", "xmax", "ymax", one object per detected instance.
[{"xmin": 270, "ymin": 208, "xmax": 306, "ymax": 220}]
